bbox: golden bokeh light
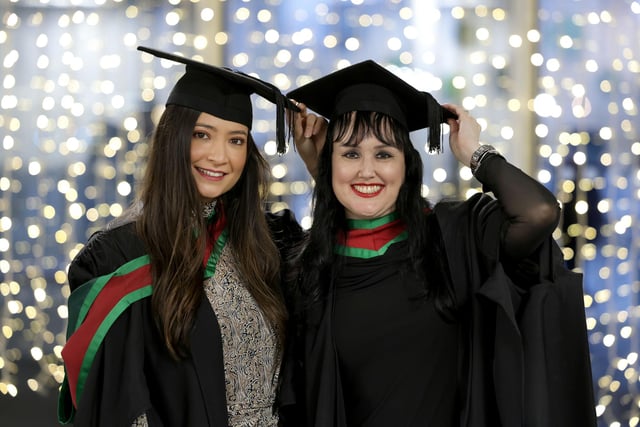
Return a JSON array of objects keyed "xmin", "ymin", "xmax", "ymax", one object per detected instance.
[{"xmin": 1, "ymin": 1, "xmax": 638, "ymax": 425}]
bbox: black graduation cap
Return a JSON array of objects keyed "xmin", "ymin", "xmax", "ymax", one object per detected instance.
[
  {"xmin": 287, "ymin": 60, "xmax": 456, "ymax": 152},
  {"xmin": 137, "ymin": 46, "xmax": 299, "ymax": 154}
]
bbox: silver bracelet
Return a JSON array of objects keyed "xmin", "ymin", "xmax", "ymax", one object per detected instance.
[{"xmin": 470, "ymin": 144, "xmax": 501, "ymax": 175}]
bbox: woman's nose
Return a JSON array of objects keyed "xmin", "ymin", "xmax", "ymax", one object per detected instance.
[
  {"xmin": 206, "ymin": 140, "xmax": 226, "ymax": 162},
  {"xmin": 357, "ymin": 155, "xmax": 375, "ymax": 178}
]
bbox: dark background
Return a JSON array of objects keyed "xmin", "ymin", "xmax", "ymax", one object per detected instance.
[{"xmin": 1, "ymin": 391, "xmax": 59, "ymax": 427}]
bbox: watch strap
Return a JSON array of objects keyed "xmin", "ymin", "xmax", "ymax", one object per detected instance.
[{"xmin": 470, "ymin": 144, "xmax": 500, "ymax": 174}]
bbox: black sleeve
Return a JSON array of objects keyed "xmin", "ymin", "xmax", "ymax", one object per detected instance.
[
  {"xmin": 63, "ymin": 224, "xmax": 154, "ymax": 427},
  {"xmin": 265, "ymin": 209, "xmax": 305, "ymax": 307},
  {"xmin": 266, "ymin": 209, "xmax": 304, "ymax": 257},
  {"xmin": 71, "ymin": 302, "xmax": 156, "ymax": 427},
  {"xmin": 474, "ymin": 154, "xmax": 561, "ymax": 260},
  {"xmin": 266, "ymin": 210, "xmax": 309, "ymax": 426}
]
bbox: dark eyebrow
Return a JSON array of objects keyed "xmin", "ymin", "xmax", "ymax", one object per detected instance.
[
  {"xmin": 194, "ymin": 123, "xmax": 248, "ymax": 136},
  {"xmin": 375, "ymin": 142, "xmax": 397, "ymax": 149},
  {"xmin": 336, "ymin": 141, "xmax": 396, "ymax": 149}
]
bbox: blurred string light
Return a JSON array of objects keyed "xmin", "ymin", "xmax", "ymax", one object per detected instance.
[
  {"xmin": 0, "ymin": 1, "xmax": 639, "ymax": 425},
  {"xmin": 532, "ymin": 3, "xmax": 640, "ymax": 426}
]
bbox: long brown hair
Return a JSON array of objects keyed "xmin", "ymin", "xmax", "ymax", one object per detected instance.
[{"xmin": 137, "ymin": 104, "xmax": 285, "ymax": 359}]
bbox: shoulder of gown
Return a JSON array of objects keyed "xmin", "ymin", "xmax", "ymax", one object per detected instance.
[{"xmin": 68, "ymin": 222, "xmax": 147, "ymax": 292}]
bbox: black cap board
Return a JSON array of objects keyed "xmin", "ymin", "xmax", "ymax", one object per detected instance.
[
  {"xmin": 287, "ymin": 60, "xmax": 456, "ymax": 152},
  {"xmin": 138, "ymin": 46, "xmax": 299, "ymax": 154}
]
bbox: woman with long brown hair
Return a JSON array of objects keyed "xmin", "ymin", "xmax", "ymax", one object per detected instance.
[{"xmin": 58, "ymin": 47, "xmax": 303, "ymax": 427}]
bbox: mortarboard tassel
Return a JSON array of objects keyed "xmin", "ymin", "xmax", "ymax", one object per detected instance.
[
  {"xmin": 275, "ymin": 92, "xmax": 287, "ymax": 155},
  {"xmin": 426, "ymin": 92, "xmax": 443, "ymax": 153}
]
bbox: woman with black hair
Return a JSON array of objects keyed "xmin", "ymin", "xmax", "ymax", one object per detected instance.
[
  {"xmin": 280, "ymin": 60, "xmax": 595, "ymax": 427},
  {"xmin": 58, "ymin": 47, "xmax": 304, "ymax": 427}
]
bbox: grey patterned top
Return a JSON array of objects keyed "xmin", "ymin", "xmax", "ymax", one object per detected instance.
[
  {"xmin": 130, "ymin": 243, "xmax": 280, "ymax": 427},
  {"xmin": 204, "ymin": 243, "xmax": 280, "ymax": 426},
  {"xmin": 131, "ymin": 414, "xmax": 148, "ymax": 426}
]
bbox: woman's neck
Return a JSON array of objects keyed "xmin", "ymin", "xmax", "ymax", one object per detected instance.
[{"xmin": 345, "ymin": 211, "xmax": 399, "ymax": 230}]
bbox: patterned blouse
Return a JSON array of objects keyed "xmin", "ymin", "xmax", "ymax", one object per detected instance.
[{"xmin": 131, "ymin": 243, "xmax": 281, "ymax": 427}]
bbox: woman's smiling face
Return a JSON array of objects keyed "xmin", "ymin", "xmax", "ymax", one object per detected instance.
[
  {"xmin": 190, "ymin": 112, "xmax": 248, "ymax": 201},
  {"xmin": 331, "ymin": 133, "xmax": 405, "ymax": 220}
]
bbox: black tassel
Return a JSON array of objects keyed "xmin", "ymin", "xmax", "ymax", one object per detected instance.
[
  {"xmin": 426, "ymin": 92, "xmax": 443, "ymax": 153},
  {"xmin": 275, "ymin": 93, "xmax": 287, "ymax": 155}
]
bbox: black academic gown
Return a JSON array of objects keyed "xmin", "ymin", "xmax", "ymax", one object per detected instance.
[
  {"xmin": 59, "ymin": 210, "xmax": 303, "ymax": 427},
  {"xmin": 435, "ymin": 193, "xmax": 596, "ymax": 427},
  {"xmin": 280, "ymin": 194, "xmax": 595, "ymax": 427}
]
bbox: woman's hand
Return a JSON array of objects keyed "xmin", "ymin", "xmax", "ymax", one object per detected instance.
[
  {"xmin": 290, "ymin": 100, "xmax": 327, "ymax": 178},
  {"xmin": 442, "ymin": 103, "xmax": 481, "ymax": 168}
]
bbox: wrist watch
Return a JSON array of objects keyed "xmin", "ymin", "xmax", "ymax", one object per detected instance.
[{"xmin": 470, "ymin": 144, "xmax": 499, "ymax": 175}]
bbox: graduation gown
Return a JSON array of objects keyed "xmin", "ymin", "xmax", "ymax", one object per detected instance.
[
  {"xmin": 280, "ymin": 193, "xmax": 595, "ymax": 427},
  {"xmin": 436, "ymin": 193, "xmax": 596, "ymax": 427},
  {"xmin": 58, "ymin": 210, "xmax": 303, "ymax": 427}
]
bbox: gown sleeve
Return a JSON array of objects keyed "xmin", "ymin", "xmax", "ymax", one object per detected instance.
[
  {"xmin": 473, "ymin": 154, "xmax": 561, "ymax": 260},
  {"xmin": 434, "ymin": 156, "xmax": 595, "ymax": 427},
  {"xmin": 60, "ymin": 225, "xmax": 156, "ymax": 427},
  {"xmin": 265, "ymin": 209, "xmax": 305, "ymax": 308},
  {"xmin": 70, "ymin": 302, "xmax": 157, "ymax": 427}
]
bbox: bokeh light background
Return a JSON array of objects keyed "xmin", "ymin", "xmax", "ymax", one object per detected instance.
[{"xmin": 1, "ymin": 0, "xmax": 639, "ymax": 425}]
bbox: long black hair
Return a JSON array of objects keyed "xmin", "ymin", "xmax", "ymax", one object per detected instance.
[
  {"xmin": 296, "ymin": 111, "xmax": 455, "ymax": 318},
  {"xmin": 137, "ymin": 104, "xmax": 286, "ymax": 359}
]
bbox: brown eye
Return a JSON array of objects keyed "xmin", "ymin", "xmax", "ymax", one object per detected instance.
[
  {"xmin": 343, "ymin": 150, "xmax": 359, "ymax": 159},
  {"xmin": 193, "ymin": 131, "xmax": 208, "ymax": 139}
]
